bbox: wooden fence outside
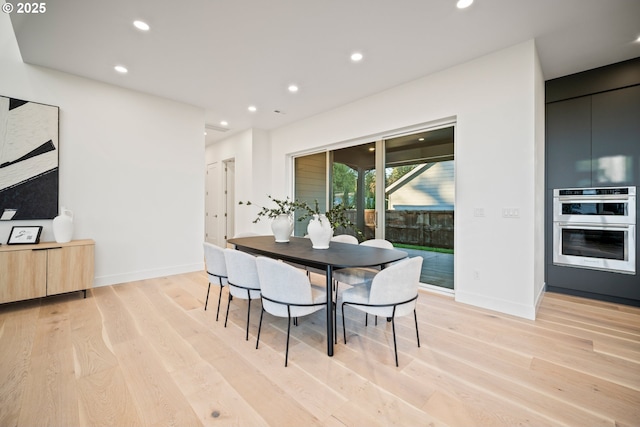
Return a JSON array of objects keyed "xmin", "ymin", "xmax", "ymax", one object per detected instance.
[{"xmin": 342, "ymin": 209, "xmax": 454, "ymax": 249}]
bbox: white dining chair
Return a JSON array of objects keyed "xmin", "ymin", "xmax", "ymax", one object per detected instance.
[
  {"xmin": 341, "ymin": 256, "xmax": 423, "ymax": 367},
  {"xmin": 223, "ymin": 248, "xmax": 262, "ymax": 340},
  {"xmin": 255, "ymin": 256, "xmax": 327, "ymax": 367},
  {"xmin": 203, "ymin": 242, "xmax": 228, "ymax": 321},
  {"xmin": 305, "ymin": 234, "xmax": 359, "ymax": 281},
  {"xmin": 301, "ymin": 233, "xmax": 360, "ymax": 341},
  {"xmin": 331, "ymin": 234, "xmax": 359, "ymax": 244},
  {"xmin": 333, "ymin": 238, "xmax": 403, "ymax": 296}
]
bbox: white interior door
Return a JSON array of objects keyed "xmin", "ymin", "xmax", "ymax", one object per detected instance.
[
  {"xmin": 224, "ymin": 159, "xmax": 235, "ymax": 242},
  {"xmin": 205, "ymin": 162, "xmax": 221, "ymax": 245}
]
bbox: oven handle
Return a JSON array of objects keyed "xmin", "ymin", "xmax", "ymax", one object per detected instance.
[
  {"xmin": 556, "ymin": 195, "xmax": 633, "ymax": 202},
  {"xmin": 556, "ymin": 222, "xmax": 633, "ymax": 230}
]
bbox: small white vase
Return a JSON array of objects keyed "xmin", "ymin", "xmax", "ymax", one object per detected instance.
[
  {"xmin": 307, "ymin": 214, "xmax": 333, "ymax": 249},
  {"xmin": 53, "ymin": 207, "xmax": 74, "ymax": 243},
  {"xmin": 271, "ymin": 214, "xmax": 294, "ymax": 242}
]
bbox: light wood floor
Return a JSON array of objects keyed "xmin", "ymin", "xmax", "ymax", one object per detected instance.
[{"xmin": 1, "ymin": 271, "xmax": 639, "ymax": 427}]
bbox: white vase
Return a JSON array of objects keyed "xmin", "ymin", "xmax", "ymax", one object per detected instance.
[
  {"xmin": 307, "ymin": 214, "xmax": 333, "ymax": 249},
  {"xmin": 271, "ymin": 214, "xmax": 294, "ymax": 242},
  {"xmin": 52, "ymin": 207, "xmax": 74, "ymax": 243}
]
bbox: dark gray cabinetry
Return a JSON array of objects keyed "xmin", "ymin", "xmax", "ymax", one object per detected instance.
[
  {"xmin": 546, "ymin": 97, "xmax": 592, "ymax": 189},
  {"xmin": 591, "ymin": 85, "xmax": 640, "ymax": 186},
  {"xmin": 545, "ymin": 58, "xmax": 640, "ymax": 306},
  {"xmin": 547, "ymin": 85, "xmax": 640, "ymax": 190}
]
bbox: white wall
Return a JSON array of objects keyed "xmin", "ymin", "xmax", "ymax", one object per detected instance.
[
  {"xmin": 533, "ymin": 44, "xmax": 547, "ymax": 311},
  {"xmin": 205, "ymin": 128, "xmax": 273, "ymax": 237},
  {"xmin": 213, "ymin": 40, "xmax": 545, "ymax": 319},
  {"xmin": 1, "ymin": 16, "xmax": 205, "ymax": 286}
]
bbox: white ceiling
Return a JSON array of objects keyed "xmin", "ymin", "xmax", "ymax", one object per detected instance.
[{"xmin": 8, "ymin": 0, "xmax": 640, "ymax": 144}]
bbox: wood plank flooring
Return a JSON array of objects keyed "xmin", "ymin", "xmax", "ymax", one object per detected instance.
[{"xmin": 1, "ymin": 271, "xmax": 639, "ymax": 426}]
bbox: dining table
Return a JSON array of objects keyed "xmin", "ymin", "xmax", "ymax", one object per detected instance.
[{"xmin": 226, "ymin": 235, "xmax": 408, "ymax": 356}]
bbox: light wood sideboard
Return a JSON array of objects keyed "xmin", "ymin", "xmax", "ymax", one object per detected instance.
[{"xmin": 0, "ymin": 239, "xmax": 95, "ymax": 304}]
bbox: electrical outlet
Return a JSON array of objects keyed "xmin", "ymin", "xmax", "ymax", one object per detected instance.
[
  {"xmin": 473, "ymin": 208, "xmax": 485, "ymax": 217},
  {"xmin": 473, "ymin": 270, "xmax": 480, "ymax": 280}
]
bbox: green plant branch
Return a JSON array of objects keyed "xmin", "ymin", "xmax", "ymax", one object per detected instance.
[{"xmin": 239, "ymin": 195, "xmax": 306, "ymax": 223}]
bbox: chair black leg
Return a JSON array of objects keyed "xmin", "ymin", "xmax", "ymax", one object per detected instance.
[
  {"xmin": 285, "ymin": 312, "xmax": 292, "ymax": 367},
  {"xmin": 215, "ymin": 281, "xmax": 224, "ymax": 321},
  {"xmin": 341, "ymin": 303, "xmax": 347, "ymax": 344},
  {"xmin": 224, "ymin": 293, "xmax": 232, "ymax": 327},
  {"xmin": 204, "ymin": 282, "xmax": 211, "ymax": 311},
  {"xmin": 245, "ymin": 296, "xmax": 252, "ymax": 341},
  {"xmin": 414, "ymin": 309, "xmax": 420, "ymax": 348},
  {"xmin": 334, "ymin": 282, "xmax": 339, "ymax": 344},
  {"xmin": 256, "ymin": 308, "xmax": 265, "ymax": 349},
  {"xmin": 365, "ymin": 313, "xmax": 368, "ymax": 327},
  {"xmin": 333, "ymin": 301, "xmax": 337, "ymax": 344},
  {"xmin": 391, "ymin": 316, "xmax": 399, "ymax": 367}
]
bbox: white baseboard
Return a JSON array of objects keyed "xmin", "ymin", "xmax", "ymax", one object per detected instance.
[
  {"xmin": 455, "ymin": 289, "xmax": 537, "ymax": 320},
  {"xmin": 419, "ymin": 282, "xmax": 454, "ymax": 297},
  {"xmin": 93, "ymin": 263, "xmax": 203, "ymax": 288}
]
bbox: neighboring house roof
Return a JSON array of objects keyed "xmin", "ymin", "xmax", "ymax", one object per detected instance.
[{"xmin": 387, "ymin": 161, "xmax": 454, "ymax": 210}]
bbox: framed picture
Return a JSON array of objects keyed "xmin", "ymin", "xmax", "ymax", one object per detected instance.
[
  {"xmin": 7, "ymin": 225, "xmax": 43, "ymax": 245},
  {"xmin": 0, "ymin": 95, "xmax": 59, "ymax": 220}
]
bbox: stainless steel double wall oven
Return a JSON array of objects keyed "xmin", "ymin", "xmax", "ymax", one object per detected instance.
[{"xmin": 553, "ymin": 186, "xmax": 636, "ymax": 275}]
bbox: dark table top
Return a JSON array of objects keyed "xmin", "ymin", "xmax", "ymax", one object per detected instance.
[{"xmin": 227, "ymin": 235, "xmax": 408, "ymax": 270}]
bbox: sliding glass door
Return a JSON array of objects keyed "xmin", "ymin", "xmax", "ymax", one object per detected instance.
[
  {"xmin": 293, "ymin": 152, "xmax": 326, "ymax": 237},
  {"xmin": 331, "ymin": 142, "xmax": 375, "ymax": 239},
  {"xmin": 383, "ymin": 127, "xmax": 454, "ymax": 289},
  {"xmin": 293, "ymin": 125, "xmax": 454, "ymax": 289}
]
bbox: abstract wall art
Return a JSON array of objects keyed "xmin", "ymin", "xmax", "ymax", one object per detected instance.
[{"xmin": 0, "ymin": 95, "xmax": 59, "ymax": 220}]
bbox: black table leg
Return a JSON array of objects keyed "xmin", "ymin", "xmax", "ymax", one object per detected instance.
[{"xmin": 326, "ymin": 265, "xmax": 334, "ymax": 356}]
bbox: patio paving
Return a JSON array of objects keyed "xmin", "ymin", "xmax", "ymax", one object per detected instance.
[{"xmin": 400, "ymin": 248, "xmax": 454, "ymax": 289}]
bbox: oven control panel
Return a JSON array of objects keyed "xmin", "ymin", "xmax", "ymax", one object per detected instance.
[{"xmin": 556, "ymin": 187, "xmax": 634, "ymax": 197}]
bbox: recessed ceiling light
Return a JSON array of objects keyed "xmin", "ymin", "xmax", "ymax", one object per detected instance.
[
  {"xmin": 456, "ymin": 0, "xmax": 473, "ymax": 9},
  {"xmin": 288, "ymin": 84, "xmax": 299, "ymax": 93},
  {"xmin": 248, "ymin": 105, "xmax": 257, "ymax": 112},
  {"xmin": 418, "ymin": 137, "xmax": 425, "ymax": 141},
  {"xmin": 636, "ymin": 35, "xmax": 640, "ymax": 43},
  {"xmin": 220, "ymin": 121, "xmax": 228, "ymax": 126},
  {"xmin": 351, "ymin": 52, "xmax": 363, "ymax": 62},
  {"xmin": 133, "ymin": 20, "xmax": 150, "ymax": 31},
  {"xmin": 114, "ymin": 65, "xmax": 128, "ymax": 74}
]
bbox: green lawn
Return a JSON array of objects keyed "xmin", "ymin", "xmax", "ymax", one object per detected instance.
[{"xmin": 392, "ymin": 243, "xmax": 454, "ymax": 254}]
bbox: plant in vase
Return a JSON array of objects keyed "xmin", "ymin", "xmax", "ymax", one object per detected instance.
[
  {"xmin": 299, "ymin": 200, "xmax": 362, "ymax": 249},
  {"xmin": 325, "ymin": 203, "xmax": 363, "ymax": 239},
  {"xmin": 238, "ymin": 195, "xmax": 306, "ymax": 242}
]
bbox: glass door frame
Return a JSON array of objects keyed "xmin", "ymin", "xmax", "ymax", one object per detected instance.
[
  {"xmin": 375, "ymin": 122, "xmax": 457, "ymax": 241},
  {"xmin": 290, "ymin": 118, "xmax": 457, "ymax": 292}
]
